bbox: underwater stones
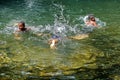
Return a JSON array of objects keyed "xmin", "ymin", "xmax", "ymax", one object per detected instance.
[
  {"xmin": 69, "ymin": 34, "xmax": 89, "ymax": 40},
  {"xmin": 0, "ymin": 41, "xmax": 6, "ymax": 45},
  {"xmin": 113, "ymin": 75, "xmax": 120, "ymax": 80},
  {"xmin": 0, "ymin": 53, "xmax": 11, "ymax": 64},
  {"xmin": 21, "ymin": 71, "xmax": 32, "ymax": 75},
  {"xmin": 63, "ymin": 70, "xmax": 75, "ymax": 75}
]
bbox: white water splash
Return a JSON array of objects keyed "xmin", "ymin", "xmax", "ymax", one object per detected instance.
[
  {"xmin": 24, "ymin": 0, "xmax": 35, "ymax": 9},
  {"xmin": 1, "ymin": 4, "xmax": 106, "ymax": 47}
]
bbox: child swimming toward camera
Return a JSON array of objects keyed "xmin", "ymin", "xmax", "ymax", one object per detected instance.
[
  {"xmin": 14, "ymin": 21, "xmax": 31, "ymax": 40},
  {"xmin": 84, "ymin": 14, "xmax": 98, "ymax": 27}
]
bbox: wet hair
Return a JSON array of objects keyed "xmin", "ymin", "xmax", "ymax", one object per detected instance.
[
  {"xmin": 19, "ymin": 21, "xmax": 25, "ymax": 28},
  {"xmin": 89, "ymin": 15, "xmax": 95, "ymax": 21},
  {"xmin": 18, "ymin": 21, "xmax": 27, "ymax": 31}
]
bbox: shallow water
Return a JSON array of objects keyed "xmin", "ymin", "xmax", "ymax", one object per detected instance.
[{"xmin": 0, "ymin": 0, "xmax": 120, "ymax": 80}]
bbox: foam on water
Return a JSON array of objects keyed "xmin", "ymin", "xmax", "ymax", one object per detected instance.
[
  {"xmin": 2, "ymin": 17, "xmax": 105, "ymax": 36},
  {"xmin": 1, "ymin": 4, "xmax": 106, "ymax": 47}
]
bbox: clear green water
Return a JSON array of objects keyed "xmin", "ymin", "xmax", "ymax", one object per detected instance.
[{"xmin": 0, "ymin": 0, "xmax": 120, "ymax": 80}]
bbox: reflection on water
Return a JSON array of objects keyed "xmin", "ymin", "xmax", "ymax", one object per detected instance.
[{"xmin": 0, "ymin": 0, "xmax": 120, "ymax": 79}]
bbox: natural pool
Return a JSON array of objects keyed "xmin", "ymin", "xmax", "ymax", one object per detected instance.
[{"xmin": 0, "ymin": 0, "xmax": 120, "ymax": 80}]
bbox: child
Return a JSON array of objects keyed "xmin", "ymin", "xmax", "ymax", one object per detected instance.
[
  {"xmin": 48, "ymin": 35, "xmax": 60, "ymax": 49},
  {"xmin": 84, "ymin": 14, "xmax": 98, "ymax": 27},
  {"xmin": 14, "ymin": 21, "xmax": 31, "ymax": 39}
]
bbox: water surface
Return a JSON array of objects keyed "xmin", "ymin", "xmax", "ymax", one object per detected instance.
[{"xmin": 0, "ymin": 0, "xmax": 120, "ymax": 80}]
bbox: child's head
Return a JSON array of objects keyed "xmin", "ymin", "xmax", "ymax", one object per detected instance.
[
  {"xmin": 18, "ymin": 21, "xmax": 25, "ymax": 29},
  {"xmin": 89, "ymin": 16, "xmax": 95, "ymax": 21}
]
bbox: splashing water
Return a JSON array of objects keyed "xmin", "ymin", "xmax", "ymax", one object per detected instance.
[
  {"xmin": 1, "ymin": 4, "xmax": 106, "ymax": 47},
  {"xmin": 1, "ymin": 1, "xmax": 118, "ymax": 79}
]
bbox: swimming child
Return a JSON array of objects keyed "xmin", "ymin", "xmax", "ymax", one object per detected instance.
[
  {"xmin": 84, "ymin": 14, "xmax": 98, "ymax": 27},
  {"xmin": 48, "ymin": 34, "xmax": 60, "ymax": 49},
  {"xmin": 14, "ymin": 21, "xmax": 31, "ymax": 40}
]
